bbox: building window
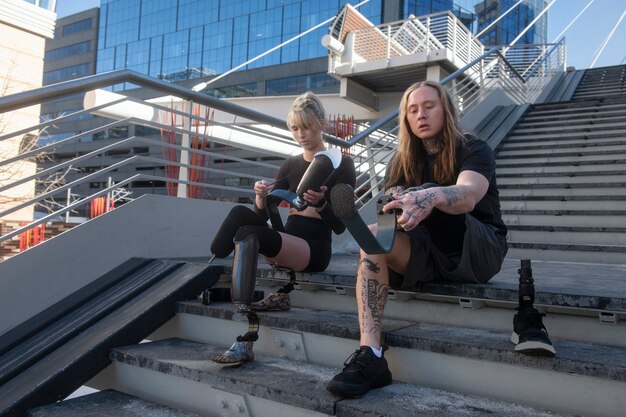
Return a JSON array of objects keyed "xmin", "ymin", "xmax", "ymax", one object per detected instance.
[
  {"xmin": 45, "ymin": 41, "xmax": 92, "ymax": 61},
  {"xmin": 43, "ymin": 64, "xmax": 91, "ymax": 84},
  {"xmin": 265, "ymin": 73, "xmax": 339, "ymax": 95},
  {"xmin": 63, "ymin": 18, "xmax": 93, "ymax": 36},
  {"xmin": 224, "ymin": 177, "xmax": 255, "ymax": 187}
]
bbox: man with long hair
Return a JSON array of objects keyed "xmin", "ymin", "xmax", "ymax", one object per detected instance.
[{"xmin": 327, "ymin": 81, "xmax": 554, "ymax": 398}]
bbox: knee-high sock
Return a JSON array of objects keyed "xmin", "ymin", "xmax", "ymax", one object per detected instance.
[
  {"xmin": 211, "ymin": 205, "xmax": 267, "ymax": 258},
  {"xmin": 231, "ymin": 234, "xmax": 260, "ymax": 307}
]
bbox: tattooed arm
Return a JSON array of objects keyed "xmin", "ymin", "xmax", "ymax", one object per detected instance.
[{"xmin": 385, "ymin": 170, "xmax": 489, "ymax": 231}]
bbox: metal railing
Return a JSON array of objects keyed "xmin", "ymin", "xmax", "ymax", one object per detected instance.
[
  {"xmin": 0, "ymin": 20, "xmax": 566, "ymax": 251},
  {"xmin": 340, "ymin": 11, "xmax": 484, "ymax": 72}
]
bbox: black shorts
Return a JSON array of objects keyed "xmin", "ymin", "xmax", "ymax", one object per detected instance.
[
  {"xmin": 388, "ymin": 214, "xmax": 508, "ymax": 290},
  {"xmin": 284, "ymin": 215, "xmax": 332, "ymax": 273}
]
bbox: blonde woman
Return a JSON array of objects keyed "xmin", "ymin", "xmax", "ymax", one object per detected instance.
[{"xmin": 209, "ymin": 92, "xmax": 356, "ymax": 363}]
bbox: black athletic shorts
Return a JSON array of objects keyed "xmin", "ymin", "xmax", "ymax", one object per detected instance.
[
  {"xmin": 388, "ymin": 213, "xmax": 508, "ymax": 290},
  {"xmin": 284, "ymin": 215, "xmax": 332, "ymax": 273}
]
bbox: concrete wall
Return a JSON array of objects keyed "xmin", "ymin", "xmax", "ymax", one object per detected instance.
[
  {"xmin": 0, "ymin": 194, "xmax": 360, "ymax": 338},
  {"xmin": 0, "ymin": 195, "xmax": 229, "ymax": 337}
]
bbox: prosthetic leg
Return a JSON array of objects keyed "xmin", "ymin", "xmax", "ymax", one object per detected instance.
[
  {"xmin": 511, "ymin": 259, "xmax": 556, "ymax": 356},
  {"xmin": 211, "ymin": 234, "xmax": 261, "ymax": 364}
]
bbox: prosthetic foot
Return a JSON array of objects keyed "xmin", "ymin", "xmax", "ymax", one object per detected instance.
[{"xmin": 211, "ymin": 235, "xmax": 261, "ymax": 364}]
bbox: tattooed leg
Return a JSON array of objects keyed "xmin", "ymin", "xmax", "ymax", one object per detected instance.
[{"xmin": 356, "ymin": 255, "xmax": 389, "ymax": 347}]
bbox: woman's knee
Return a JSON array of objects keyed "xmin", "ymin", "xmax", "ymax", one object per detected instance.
[{"xmin": 234, "ymin": 225, "xmax": 282, "ymax": 258}]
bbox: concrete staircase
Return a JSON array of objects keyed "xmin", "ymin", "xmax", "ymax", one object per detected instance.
[
  {"xmin": 497, "ymin": 65, "xmax": 626, "ymax": 264},
  {"xmin": 24, "ymin": 256, "xmax": 626, "ymax": 417},
  {"xmin": 12, "ymin": 66, "xmax": 626, "ymax": 417}
]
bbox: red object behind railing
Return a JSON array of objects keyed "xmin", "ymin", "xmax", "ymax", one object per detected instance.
[{"xmin": 19, "ymin": 223, "xmax": 46, "ymax": 252}]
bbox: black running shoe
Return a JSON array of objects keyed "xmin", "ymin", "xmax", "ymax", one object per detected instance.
[
  {"xmin": 327, "ymin": 346, "xmax": 392, "ymax": 397},
  {"xmin": 511, "ymin": 306, "xmax": 556, "ymax": 356}
]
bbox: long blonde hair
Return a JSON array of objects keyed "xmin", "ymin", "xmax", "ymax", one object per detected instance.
[
  {"xmin": 287, "ymin": 91, "xmax": 325, "ymax": 131},
  {"xmin": 386, "ymin": 81, "xmax": 465, "ymax": 188}
]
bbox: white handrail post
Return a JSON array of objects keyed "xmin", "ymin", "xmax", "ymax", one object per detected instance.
[
  {"xmin": 65, "ymin": 187, "xmax": 71, "ymax": 223},
  {"xmin": 177, "ymin": 100, "xmax": 192, "ymax": 198},
  {"xmin": 365, "ymin": 135, "xmax": 379, "ymax": 197},
  {"xmin": 387, "ymin": 25, "xmax": 391, "ymax": 60}
]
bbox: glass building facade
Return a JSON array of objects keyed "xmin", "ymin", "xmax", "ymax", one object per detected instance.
[
  {"xmin": 97, "ymin": 0, "xmax": 384, "ymax": 86},
  {"xmin": 475, "ymin": 0, "xmax": 548, "ymax": 46},
  {"xmin": 95, "ymin": 0, "xmax": 502, "ymax": 94}
]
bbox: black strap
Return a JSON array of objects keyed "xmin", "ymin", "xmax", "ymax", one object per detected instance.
[{"xmin": 265, "ymin": 189, "xmax": 300, "ymax": 232}]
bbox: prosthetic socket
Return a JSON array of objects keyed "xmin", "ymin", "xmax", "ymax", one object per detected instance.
[{"xmin": 265, "ymin": 148, "xmax": 341, "ymax": 231}]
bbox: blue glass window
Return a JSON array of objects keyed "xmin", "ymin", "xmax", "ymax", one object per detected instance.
[
  {"xmin": 45, "ymin": 41, "xmax": 91, "ymax": 61},
  {"xmin": 43, "ymin": 64, "xmax": 91, "ymax": 83},
  {"xmin": 63, "ymin": 18, "xmax": 93, "ymax": 36}
]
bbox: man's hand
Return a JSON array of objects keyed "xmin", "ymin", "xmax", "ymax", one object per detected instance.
[{"xmin": 384, "ymin": 187, "xmax": 439, "ymax": 231}]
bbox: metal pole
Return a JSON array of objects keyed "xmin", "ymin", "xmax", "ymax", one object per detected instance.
[{"xmin": 177, "ymin": 101, "xmax": 192, "ymax": 198}]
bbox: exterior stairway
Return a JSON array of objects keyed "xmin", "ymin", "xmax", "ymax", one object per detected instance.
[
  {"xmin": 497, "ymin": 65, "xmax": 626, "ymax": 264},
  {"xmin": 7, "ymin": 67, "xmax": 626, "ymax": 417},
  {"xmin": 23, "ymin": 256, "xmax": 626, "ymax": 417}
]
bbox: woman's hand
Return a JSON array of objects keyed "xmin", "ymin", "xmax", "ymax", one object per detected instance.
[
  {"xmin": 254, "ymin": 180, "xmax": 274, "ymax": 209},
  {"xmin": 303, "ymin": 185, "xmax": 327, "ymax": 209},
  {"xmin": 254, "ymin": 180, "xmax": 274, "ymax": 198}
]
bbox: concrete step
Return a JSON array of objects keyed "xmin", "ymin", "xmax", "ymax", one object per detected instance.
[
  {"xmin": 136, "ymin": 301, "xmax": 626, "ymax": 417},
  {"xmin": 504, "ymin": 128, "xmax": 626, "ymax": 143},
  {"xmin": 574, "ymin": 86, "xmax": 626, "ymax": 96},
  {"xmin": 500, "ymin": 199, "xmax": 626, "ymax": 212},
  {"xmin": 506, "ymin": 245, "xmax": 626, "ymax": 265},
  {"xmin": 496, "ymin": 175, "xmax": 626, "ymax": 186},
  {"xmin": 25, "ymin": 389, "xmax": 202, "ymax": 417},
  {"xmin": 514, "ymin": 114, "xmax": 626, "ymax": 129},
  {"xmin": 498, "ymin": 186, "xmax": 626, "ymax": 198},
  {"xmin": 496, "ymin": 153, "xmax": 626, "ymax": 166},
  {"xmin": 520, "ymin": 107, "xmax": 626, "ymax": 123},
  {"xmin": 507, "ymin": 227, "xmax": 626, "ymax": 246},
  {"xmin": 497, "ymin": 163, "xmax": 626, "ymax": 175},
  {"xmin": 526, "ymin": 101, "xmax": 626, "ymax": 116},
  {"xmin": 502, "ymin": 213, "xmax": 625, "ymax": 228},
  {"xmin": 572, "ymin": 88, "xmax": 626, "ymax": 100},
  {"xmin": 506, "ymin": 128, "xmax": 626, "ymax": 143},
  {"xmin": 195, "ymin": 258, "xmax": 626, "ymax": 345},
  {"xmin": 508, "ymin": 122, "xmax": 626, "ymax": 137},
  {"xmin": 497, "ymin": 143, "xmax": 626, "ymax": 158},
  {"xmin": 89, "ymin": 337, "xmax": 580, "ymax": 417},
  {"xmin": 499, "ymin": 137, "xmax": 626, "ymax": 151}
]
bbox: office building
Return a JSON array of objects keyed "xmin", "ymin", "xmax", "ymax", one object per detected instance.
[{"xmin": 38, "ymin": 0, "xmax": 548, "ymax": 212}]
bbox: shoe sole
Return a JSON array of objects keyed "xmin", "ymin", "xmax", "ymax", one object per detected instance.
[
  {"xmin": 249, "ymin": 306, "xmax": 291, "ymax": 311},
  {"xmin": 210, "ymin": 356, "xmax": 254, "ymax": 365},
  {"xmin": 327, "ymin": 370, "xmax": 392, "ymax": 398},
  {"xmin": 511, "ymin": 332, "xmax": 556, "ymax": 356}
]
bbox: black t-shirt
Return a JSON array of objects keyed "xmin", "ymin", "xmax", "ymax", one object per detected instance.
[{"xmin": 389, "ymin": 136, "xmax": 507, "ymax": 255}]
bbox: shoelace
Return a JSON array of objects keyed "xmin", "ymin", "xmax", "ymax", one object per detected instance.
[{"xmin": 343, "ymin": 347, "xmax": 374, "ymax": 370}]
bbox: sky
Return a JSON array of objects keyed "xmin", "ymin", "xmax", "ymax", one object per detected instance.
[{"xmin": 55, "ymin": 0, "xmax": 626, "ymax": 70}]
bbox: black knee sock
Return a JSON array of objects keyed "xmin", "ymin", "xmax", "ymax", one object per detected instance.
[
  {"xmin": 234, "ymin": 225, "xmax": 282, "ymax": 258},
  {"xmin": 211, "ymin": 205, "xmax": 267, "ymax": 258}
]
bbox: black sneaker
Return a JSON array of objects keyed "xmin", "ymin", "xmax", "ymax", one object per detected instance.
[
  {"xmin": 511, "ymin": 306, "xmax": 556, "ymax": 356},
  {"xmin": 327, "ymin": 346, "xmax": 392, "ymax": 397}
]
